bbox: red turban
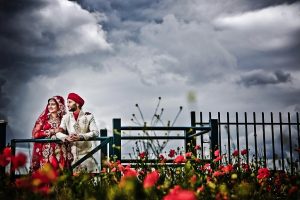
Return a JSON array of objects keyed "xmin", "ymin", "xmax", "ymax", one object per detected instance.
[{"xmin": 67, "ymin": 93, "xmax": 85, "ymax": 107}]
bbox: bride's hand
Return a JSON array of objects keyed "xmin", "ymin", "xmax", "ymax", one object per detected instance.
[{"xmin": 54, "ymin": 128, "xmax": 60, "ymax": 133}]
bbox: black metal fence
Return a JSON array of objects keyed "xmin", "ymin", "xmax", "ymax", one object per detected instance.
[
  {"xmin": 1, "ymin": 111, "xmax": 299, "ymax": 177},
  {"xmin": 8, "ymin": 130, "xmax": 112, "ymax": 179},
  {"xmin": 110, "ymin": 118, "xmax": 218, "ymax": 162},
  {"xmin": 192, "ymin": 112, "xmax": 300, "ymax": 174}
]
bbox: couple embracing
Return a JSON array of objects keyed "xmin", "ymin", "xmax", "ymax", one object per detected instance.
[{"xmin": 31, "ymin": 93, "xmax": 99, "ymax": 173}]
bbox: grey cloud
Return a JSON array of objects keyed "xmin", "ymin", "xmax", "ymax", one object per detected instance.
[
  {"xmin": 238, "ymin": 70, "xmax": 292, "ymax": 87},
  {"xmin": 1, "ymin": 0, "xmax": 300, "ymax": 149},
  {"xmin": 0, "ymin": 0, "xmax": 110, "ymax": 142},
  {"xmin": 213, "ymin": 2, "xmax": 300, "ymax": 76}
]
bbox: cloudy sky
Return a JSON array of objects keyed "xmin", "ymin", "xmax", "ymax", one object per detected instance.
[{"xmin": 1, "ymin": 0, "xmax": 300, "ymax": 148}]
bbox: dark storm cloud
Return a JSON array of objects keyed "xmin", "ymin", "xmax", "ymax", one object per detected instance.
[
  {"xmin": 246, "ymin": 0, "xmax": 299, "ymax": 9},
  {"xmin": 0, "ymin": 0, "xmax": 110, "ymax": 92},
  {"xmin": 0, "ymin": 0, "xmax": 110, "ymax": 142},
  {"xmin": 238, "ymin": 70, "xmax": 292, "ymax": 87},
  {"xmin": 0, "ymin": 0, "xmax": 65, "ymax": 97},
  {"xmin": 74, "ymin": 0, "xmax": 157, "ymax": 21},
  {"xmin": 1, "ymin": 0, "xmax": 300, "ymax": 147}
]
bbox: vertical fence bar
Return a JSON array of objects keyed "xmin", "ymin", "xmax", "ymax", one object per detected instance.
[
  {"xmin": 190, "ymin": 111, "xmax": 196, "ymax": 154},
  {"xmin": 100, "ymin": 129, "xmax": 107, "ymax": 169},
  {"xmin": 10, "ymin": 139, "xmax": 16, "ymax": 181},
  {"xmin": 253, "ymin": 112, "xmax": 258, "ymax": 168},
  {"xmin": 271, "ymin": 112, "xmax": 276, "ymax": 170},
  {"xmin": 245, "ymin": 112, "xmax": 249, "ymax": 164},
  {"xmin": 210, "ymin": 119, "xmax": 218, "ymax": 159},
  {"xmin": 112, "ymin": 119, "xmax": 121, "ymax": 161},
  {"xmin": 227, "ymin": 112, "xmax": 231, "ymax": 164},
  {"xmin": 218, "ymin": 112, "xmax": 221, "ymax": 155},
  {"xmin": 200, "ymin": 112, "xmax": 204, "ymax": 159},
  {"xmin": 235, "ymin": 112, "xmax": 240, "ymax": 167},
  {"xmin": 209, "ymin": 112, "xmax": 212, "ymax": 158},
  {"xmin": 0, "ymin": 120, "xmax": 7, "ymax": 176},
  {"xmin": 0, "ymin": 120, "xmax": 6, "ymax": 153},
  {"xmin": 262, "ymin": 112, "xmax": 267, "ymax": 168},
  {"xmin": 279, "ymin": 112, "xmax": 284, "ymax": 171},
  {"xmin": 297, "ymin": 112, "xmax": 300, "ymax": 167},
  {"xmin": 288, "ymin": 113, "xmax": 293, "ymax": 174}
]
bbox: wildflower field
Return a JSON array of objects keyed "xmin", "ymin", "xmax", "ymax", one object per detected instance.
[{"xmin": 0, "ymin": 145, "xmax": 299, "ymax": 200}]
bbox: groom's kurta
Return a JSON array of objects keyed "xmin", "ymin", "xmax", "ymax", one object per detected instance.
[{"xmin": 56, "ymin": 110, "xmax": 99, "ymax": 172}]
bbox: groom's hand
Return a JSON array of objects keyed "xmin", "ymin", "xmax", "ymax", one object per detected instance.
[
  {"xmin": 69, "ymin": 133, "xmax": 81, "ymax": 141},
  {"xmin": 65, "ymin": 133, "xmax": 79, "ymax": 142}
]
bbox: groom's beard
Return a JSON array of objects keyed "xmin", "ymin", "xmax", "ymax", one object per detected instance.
[{"xmin": 69, "ymin": 104, "xmax": 77, "ymax": 112}]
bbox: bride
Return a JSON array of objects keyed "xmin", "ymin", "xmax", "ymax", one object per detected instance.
[{"xmin": 31, "ymin": 96, "xmax": 73, "ymax": 172}]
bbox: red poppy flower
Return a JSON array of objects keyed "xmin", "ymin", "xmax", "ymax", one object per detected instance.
[
  {"xmin": 213, "ymin": 171, "xmax": 224, "ymax": 177},
  {"xmin": 159, "ymin": 154, "xmax": 166, "ymax": 163},
  {"xmin": 222, "ymin": 164, "xmax": 233, "ymax": 173},
  {"xmin": 143, "ymin": 170, "xmax": 159, "ymax": 189},
  {"xmin": 241, "ymin": 149, "xmax": 248, "ymax": 155},
  {"xmin": 185, "ymin": 152, "xmax": 192, "ymax": 158},
  {"xmin": 118, "ymin": 164, "xmax": 125, "ymax": 172},
  {"xmin": 111, "ymin": 167, "xmax": 117, "ymax": 172},
  {"xmin": 203, "ymin": 163, "xmax": 211, "ymax": 171},
  {"xmin": 3, "ymin": 147, "xmax": 11, "ymax": 157},
  {"xmin": 168, "ymin": 149, "xmax": 176, "ymax": 158},
  {"xmin": 213, "ymin": 155, "xmax": 222, "ymax": 162},
  {"xmin": 174, "ymin": 155, "xmax": 186, "ymax": 164},
  {"xmin": 0, "ymin": 154, "xmax": 10, "ymax": 167},
  {"xmin": 242, "ymin": 163, "xmax": 250, "ymax": 172},
  {"xmin": 123, "ymin": 167, "xmax": 137, "ymax": 177},
  {"xmin": 101, "ymin": 167, "xmax": 107, "ymax": 173},
  {"xmin": 139, "ymin": 152, "xmax": 146, "ymax": 159},
  {"xmin": 197, "ymin": 185, "xmax": 205, "ymax": 193},
  {"xmin": 11, "ymin": 152, "xmax": 27, "ymax": 170},
  {"xmin": 257, "ymin": 168, "xmax": 270, "ymax": 179},
  {"xmin": 32, "ymin": 163, "xmax": 58, "ymax": 184},
  {"xmin": 163, "ymin": 185, "xmax": 196, "ymax": 200},
  {"xmin": 194, "ymin": 145, "xmax": 201, "ymax": 150},
  {"xmin": 232, "ymin": 150, "xmax": 239, "ymax": 157},
  {"xmin": 214, "ymin": 149, "xmax": 220, "ymax": 157}
]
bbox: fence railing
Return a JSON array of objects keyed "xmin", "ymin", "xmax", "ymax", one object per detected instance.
[
  {"xmin": 1, "ymin": 111, "xmax": 299, "ymax": 177},
  {"xmin": 111, "ymin": 118, "xmax": 218, "ymax": 162},
  {"xmin": 9, "ymin": 129, "xmax": 112, "ymax": 180},
  {"xmin": 192, "ymin": 112, "xmax": 300, "ymax": 174}
]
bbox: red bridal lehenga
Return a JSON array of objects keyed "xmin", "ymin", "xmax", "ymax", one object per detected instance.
[{"xmin": 31, "ymin": 96, "xmax": 73, "ymax": 172}]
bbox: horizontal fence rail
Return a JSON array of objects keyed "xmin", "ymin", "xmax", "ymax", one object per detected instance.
[{"xmin": 9, "ymin": 130, "xmax": 112, "ymax": 180}]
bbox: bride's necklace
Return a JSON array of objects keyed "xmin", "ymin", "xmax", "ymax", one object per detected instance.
[{"xmin": 48, "ymin": 115, "xmax": 60, "ymax": 128}]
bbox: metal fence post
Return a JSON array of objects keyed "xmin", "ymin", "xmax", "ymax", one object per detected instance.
[
  {"xmin": 0, "ymin": 120, "xmax": 7, "ymax": 176},
  {"xmin": 0, "ymin": 120, "xmax": 7, "ymax": 152},
  {"xmin": 112, "ymin": 119, "xmax": 121, "ymax": 161},
  {"xmin": 210, "ymin": 119, "xmax": 218, "ymax": 159},
  {"xmin": 187, "ymin": 111, "xmax": 197, "ymax": 153},
  {"xmin": 10, "ymin": 139, "xmax": 16, "ymax": 181},
  {"xmin": 100, "ymin": 129, "xmax": 107, "ymax": 169}
]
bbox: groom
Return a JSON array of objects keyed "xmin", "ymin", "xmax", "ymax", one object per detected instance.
[{"xmin": 56, "ymin": 92, "xmax": 99, "ymax": 172}]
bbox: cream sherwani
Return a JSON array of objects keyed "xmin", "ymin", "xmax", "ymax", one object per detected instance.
[{"xmin": 56, "ymin": 110, "xmax": 99, "ymax": 172}]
